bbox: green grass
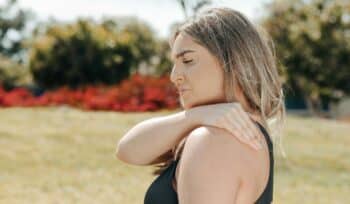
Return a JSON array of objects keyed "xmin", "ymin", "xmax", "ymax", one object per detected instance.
[{"xmin": 0, "ymin": 107, "xmax": 349, "ymax": 203}]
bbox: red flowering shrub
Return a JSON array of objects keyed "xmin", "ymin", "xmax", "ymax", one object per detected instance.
[
  {"xmin": 0, "ymin": 73, "xmax": 180, "ymax": 112},
  {"xmin": 1, "ymin": 88, "xmax": 34, "ymax": 107}
]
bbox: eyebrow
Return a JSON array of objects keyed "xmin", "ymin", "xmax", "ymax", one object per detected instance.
[{"xmin": 171, "ymin": 49, "xmax": 195, "ymax": 61}]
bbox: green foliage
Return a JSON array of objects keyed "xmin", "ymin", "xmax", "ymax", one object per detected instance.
[
  {"xmin": 117, "ymin": 17, "xmax": 159, "ymax": 68},
  {"xmin": 262, "ymin": 0, "xmax": 350, "ymax": 114},
  {"xmin": 29, "ymin": 18, "xmax": 159, "ymax": 89},
  {"xmin": 150, "ymin": 39, "xmax": 173, "ymax": 76},
  {"xmin": 0, "ymin": 0, "xmax": 32, "ymax": 61},
  {"xmin": 0, "ymin": 54, "xmax": 31, "ymax": 89}
]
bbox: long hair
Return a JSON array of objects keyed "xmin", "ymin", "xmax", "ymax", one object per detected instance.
[{"xmin": 152, "ymin": 7, "xmax": 286, "ymax": 176}]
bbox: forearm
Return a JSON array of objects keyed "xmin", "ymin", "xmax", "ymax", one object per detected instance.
[{"xmin": 116, "ymin": 108, "xmax": 201, "ymax": 165}]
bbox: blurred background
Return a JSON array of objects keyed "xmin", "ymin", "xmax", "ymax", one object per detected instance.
[{"xmin": 0, "ymin": 0, "xmax": 349, "ymax": 203}]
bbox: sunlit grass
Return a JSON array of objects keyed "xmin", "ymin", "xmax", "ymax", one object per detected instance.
[{"xmin": 0, "ymin": 107, "xmax": 349, "ymax": 203}]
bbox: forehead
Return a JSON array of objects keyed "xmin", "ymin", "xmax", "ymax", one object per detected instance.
[
  {"xmin": 172, "ymin": 33, "xmax": 194, "ymax": 46},
  {"xmin": 170, "ymin": 33, "xmax": 198, "ymax": 59}
]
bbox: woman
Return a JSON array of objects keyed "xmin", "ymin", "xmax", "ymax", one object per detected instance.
[{"xmin": 116, "ymin": 7, "xmax": 285, "ymax": 204}]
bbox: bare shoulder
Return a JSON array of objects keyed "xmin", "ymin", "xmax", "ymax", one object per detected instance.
[
  {"xmin": 176, "ymin": 126, "xmax": 270, "ymax": 203},
  {"xmin": 181, "ymin": 126, "xmax": 269, "ymax": 172}
]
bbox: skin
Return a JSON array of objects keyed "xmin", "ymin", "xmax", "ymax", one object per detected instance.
[
  {"xmin": 169, "ymin": 32, "xmax": 271, "ymax": 204},
  {"xmin": 170, "ymin": 33, "xmax": 226, "ymax": 109},
  {"xmin": 170, "ymin": 31, "xmax": 264, "ymax": 150}
]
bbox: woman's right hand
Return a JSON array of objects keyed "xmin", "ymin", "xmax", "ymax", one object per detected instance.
[{"xmin": 189, "ymin": 102, "xmax": 264, "ymax": 150}]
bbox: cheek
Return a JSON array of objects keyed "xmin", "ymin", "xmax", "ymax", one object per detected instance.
[
  {"xmin": 194, "ymin": 66, "xmax": 223, "ymax": 92},
  {"xmin": 193, "ymin": 75, "xmax": 224, "ymax": 102}
]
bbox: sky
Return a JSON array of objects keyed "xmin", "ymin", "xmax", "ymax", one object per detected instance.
[{"xmin": 9, "ymin": 0, "xmax": 271, "ymax": 38}]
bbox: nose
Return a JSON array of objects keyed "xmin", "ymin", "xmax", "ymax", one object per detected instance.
[{"xmin": 170, "ymin": 66, "xmax": 185, "ymax": 86}]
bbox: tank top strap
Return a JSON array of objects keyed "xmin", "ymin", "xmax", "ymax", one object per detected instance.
[
  {"xmin": 167, "ymin": 158, "xmax": 179, "ymax": 192},
  {"xmin": 253, "ymin": 121, "xmax": 274, "ymax": 203},
  {"xmin": 254, "ymin": 121, "xmax": 273, "ymax": 151}
]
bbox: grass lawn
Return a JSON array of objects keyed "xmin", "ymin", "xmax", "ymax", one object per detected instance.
[{"xmin": 0, "ymin": 107, "xmax": 349, "ymax": 204}]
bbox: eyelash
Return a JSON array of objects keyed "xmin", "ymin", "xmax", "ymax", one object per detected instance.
[{"xmin": 183, "ymin": 59, "xmax": 193, "ymax": 64}]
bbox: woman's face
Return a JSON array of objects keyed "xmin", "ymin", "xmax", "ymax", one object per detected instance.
[{"xmin": 170, "ymin": 32, "xmax": 226, "ymax": 109}]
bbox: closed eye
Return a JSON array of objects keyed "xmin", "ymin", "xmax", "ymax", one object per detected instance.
[{"xmin": 183, "ymin": 59, "xmax": 193, "ymax": 64}]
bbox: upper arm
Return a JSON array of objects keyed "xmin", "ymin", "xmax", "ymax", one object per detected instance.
[{"xmin": 176, "ymin": 127, "xmax": 244, "ymax": 204}]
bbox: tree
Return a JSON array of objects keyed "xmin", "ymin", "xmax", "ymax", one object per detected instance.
[
  {"xmin": 0, "ymin": 54, "xmax": 31, "ymax": 89},
  {"xmin": 0, "ymin": 0, "xmax": 33, "ymax": 87},
  {"xmin": 112, "ymin": 16, "xmax": 159, "ymax": 73},
  {"xmin": 0, "ymin": 0, "xmax": 33, "ymax": 61},
  {"xmin": 175, "ymin": 0, "xmax": 212, "ymax": 19},
  {"xmin": 29, "ymin": 18, "xmax": 159, "ymax": 89},
  {"xmin": 152, "ymin": 39, "xmax": 174, "ymax": 76},
  {"xmin": 262, "ymin": 0, "xmax": 350, "ymax": 116}
]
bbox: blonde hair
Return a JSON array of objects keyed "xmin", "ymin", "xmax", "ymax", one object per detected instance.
[{"xmin": 152, "ymin": 7, "xmax": 286, "ymax": 175}]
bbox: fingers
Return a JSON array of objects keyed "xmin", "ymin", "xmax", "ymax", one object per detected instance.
[
  {"xmin": 246, "ymin": 112, "xmax": 260, "ymax": 122},
  {"xmin": 236, "ymin": 108, "xmax": 264, "ymax": 149},
  {"xmin": 224, "ymin": 115, "xmax": 249, "ymax": 144},
  {"xmin": 239, "ymin": 109, "xmax": 263, "ymax": 139},
  {"xmin": 224, "ymin": 122, "xmax": 243, "ymax": 143},
  {"xmin": 229, "ymin": 104, "xmax": 264, "ymax": 150},
  {"xmin": 224, "ymin": 115, "xmax": 260, "ymax": 150}
]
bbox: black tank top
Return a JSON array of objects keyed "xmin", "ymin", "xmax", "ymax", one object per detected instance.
[{"xmin": 144, "ymin": 121, "xmax": 274, "ymax": 204}]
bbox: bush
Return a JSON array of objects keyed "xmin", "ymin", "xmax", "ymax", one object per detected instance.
[
  {"xmin": 29, "ymin": 18, "xmax": 159, "ymax": 89},
  {"xmin": 0, "ymin": 73, "xmax": 180, "ymax": 111},
  {"xmin": 0, "ymin": 55, "xmax": 32, "ymax": 90}
]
